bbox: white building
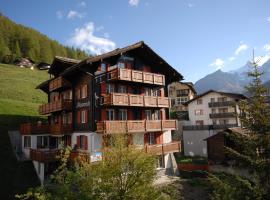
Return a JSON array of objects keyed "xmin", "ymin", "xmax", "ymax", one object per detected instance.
[{"xmin": 182, "ymin": 90, "xmax": 247, "ymax": 157}]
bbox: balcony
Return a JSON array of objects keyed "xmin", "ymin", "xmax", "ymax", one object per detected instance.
[
  {"xmin": 145, "ymin": 142, "xmax": 181, "ymax": 155},
  {"xmin": 49, "ymin": 76, "xmax": 71, "ymax": 92},
  {"xmin": 102, "ymin": 93, "xmax": 170, "ymax": 108},
  {"xmin": 30, "ymin": 149, "xmax": 90, "ymax": 163},
  {"xmin": 20, "ymin": 123, "xmax": 50, "ymax": 135},
  {"xmin": 39, "ymin": 100, "xmax": 72, "ymax": 115},
  {"xmin": 182, "ymin": 124, "xmax": 238, "ymax": 130},
  {"xmin": 96, "ymin": 120, "xmax": 177, "ymax": 134},
  {"xmin": 108, "ymin": 68, "xmax": 165, "ymax": 86},
  {"xmin": 209, "ymin": 112, "xmax": 235, "ymax": 118},
  {"xmin": 208, "ymin": 101, "xmax": 235, "ymax": 107},
  {"xmin": 50, "ymin": 124, "xmax": 73, "ymax": 135}
]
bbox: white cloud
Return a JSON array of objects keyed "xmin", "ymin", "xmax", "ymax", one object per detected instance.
[
  {"xmin": 67, "ymin": 10, "xmax": 85, "ymax": 19},
  {"xmin": 69, "ymin": 22, "xmax": 116, "ymax": 55},
  {"xmin": 234, "ymin": 43, "xmax": 248, "ymax": 55},
  {"xmin": 96, "ymin": 26, "xmax": 104, "ymax": 32},
  {"xmin": 209, "ymin": 58, "xmax": 224, "ymax": 69},
  {"xmin": 129, "ymin": 0, "xmax": 140, "ymax": 6},
  {"xmin": 78, "ymin": 1, "xmax": 86, "ymax": 7},
  {"xmin": 229, "ymin": 56, "xmax": 236, "ymax": 61},
  {"xmin": 263, "ymin": 44, "xmax": 270, "ymax": 52},
  {"xmin": 267, "ymin": 17, "xmax": 270, "ymax": 22},
  {"xmin": 56, "ymin": 11, "xmax": 63, "ymax": 19},
  {"xmin": 104, "ymin": 33, "xmax": 110, "ymax": 38}
]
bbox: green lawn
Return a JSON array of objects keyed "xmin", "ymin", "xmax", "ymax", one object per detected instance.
[{"xmin": 0, "ymin": 63, "xmax": 48, "ymax": 199}]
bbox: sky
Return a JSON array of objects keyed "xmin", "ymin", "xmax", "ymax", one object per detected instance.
[{"xmin": 1, "ymin": 0, "xmax": 270, "ymax": 82}]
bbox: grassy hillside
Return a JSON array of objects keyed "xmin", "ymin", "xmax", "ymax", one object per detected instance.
[{"xmin": 0, "ymin": 63, "xmax": 48, "ymax": 199}]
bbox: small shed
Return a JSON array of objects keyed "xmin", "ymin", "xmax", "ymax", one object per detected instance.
[
  {"xmin": 36, "ymin": 62, "xmax": 50, "ymax": 70},
  {"xmin": 205, "ymin": 127, "xmax": 246, "ymax": 163}
]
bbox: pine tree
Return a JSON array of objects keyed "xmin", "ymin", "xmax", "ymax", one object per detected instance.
[{"xmin": 209, "ymin": 55, "xmax": 270, "ymax": 200}]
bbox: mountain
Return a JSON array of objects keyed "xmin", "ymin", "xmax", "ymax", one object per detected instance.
[
  {"xmin": 0, "ymin": 14, "xmax": 88, "ymax": 64},
  {"xmin": 195, "ymin": 58, "xmax": 270, "ymax": 94}
]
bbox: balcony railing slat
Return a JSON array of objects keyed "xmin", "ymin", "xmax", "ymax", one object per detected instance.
[{"xmin": 39, "ymin": 100, "xmax": 72, "ymax": 115}]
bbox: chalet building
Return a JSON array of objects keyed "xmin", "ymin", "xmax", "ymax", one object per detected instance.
[
  {"xmin": 19, "ymin": 41, "xmax": 182, "ymax": 183},
  {"xmin": 182, "ymin": 90, "xmax": 247, "ymax": 157},
  {"xmin": 169, "ymin": 82, "xmax": 196, "ymax": 113}
]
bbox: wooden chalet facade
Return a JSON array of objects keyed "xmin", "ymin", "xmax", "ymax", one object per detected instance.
[{"xmin": 19, "ymin": 41, "xmax": 183, "ymax": 182}]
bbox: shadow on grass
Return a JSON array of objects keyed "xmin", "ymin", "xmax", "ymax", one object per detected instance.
[{"xmin": 0, "ymin": 114, "xmax": 44, "ymax": 200}]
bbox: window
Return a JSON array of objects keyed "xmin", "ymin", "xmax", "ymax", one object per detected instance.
[
  {"xmin": 194, "ymin": 109, "xmax": 203, "ymax": 115},
  {"xmin": 197, "ymin": 98, "xmax": 203, "ymax": 104},
  {"xmin": 37, "ymin": 136, "xmax": 49, "ymax": 149},
  {"xmin": 118, "ymin": 85, "xmax": 127, "ymax": 93},
  {"xmin": 101, "ymin": 63, "xmax": 106, "ymax": 71},
  {"xmin": 149, "ymin": 133, "xmax": 156, "ymax": 145},
  {"xmin": 210, "ymin": 98, "xmax": 215, "ymax": 103},
  {"xmin": 118, "ymin": 62, "xmax": 125, "ymax": 69},
  {"xmin": 81, "ymin": 84, "xmax": 88, "ymax": 99},
  {"xmin": 77, "ymin": 135, "xmax": 88, "ymax": 150},
  {"xmin": 119, "ymin": 109, "xmax": 127, "ymax": 120},
  {"xmin": 218, "ymin": 97, "xmax": 227, "ymax": 102},
  {"xmin": 81, "ymin": 110, "xmax": 87, "ymax": 123},
  {"xmin": 176, "ymin": 89, "xmax": 189, "ymax": 97},
  {"xmin": 212, "ymin": 119, "xmax": 217, "ymax": 125},
  {"xmin": 106, "ymin": 83, "xmax": 115, "ymax": 94},
  {"xmin": 24, "ymin": 136, "xmax": 31, "ymax": 148},
  {"xmin": 218, "ymin": 108, "xmax": 228, "ymax": 113},
  {"xmin": 211, "ymin": 108, "xmax": 216, "ymax": 114},
  {"xmin": 195, "ymin": 120, "xmax": 204, "ymax": 125},
  {"xmin": 106, "ymin": 109, "xmax": 115, "ymax": 120},
  {"xmin": 145, "ymin": 110, "xmax": 152, "ymax": 120},
  {"xmin": 144, "ymin": 88, "xmax": 152, "ymax": 96},
  {"xmin": 171, "ymin": 99, "xmax": 175, "ymax": 106},
  {"xmin": 219, "ymin": 119, "xmax": 229, "ymax": 125},
  {"xmin": 177, "ymin": 98, "xmax": 181, "ymax": 105},
  {"xmin": 153, "ymin": 110, "xmax": 161, "ymax": 120}
]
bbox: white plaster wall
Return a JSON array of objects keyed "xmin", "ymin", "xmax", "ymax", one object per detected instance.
[
  {"xmin": 163, "ymin": 130, "xmax": 172, "ymax": 143},
  {"xmin": 33, "ymin": 161, "xmax": 45, "ymax": 184},
  {"xmin": 188, "ymin": 92, "xmax": 239, "ymax": 125},
  {"xmin": 164, "ymin": 153, "xmax": 172, "ymax": 168},
  {"xmin": 183, "ymin": 129, "xmax": 220, "ymax": 157}
]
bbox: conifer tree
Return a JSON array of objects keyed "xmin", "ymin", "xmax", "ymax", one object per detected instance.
[{"xmin": 209, "ymin": 55, "xmax": 270, "ymax": 200}]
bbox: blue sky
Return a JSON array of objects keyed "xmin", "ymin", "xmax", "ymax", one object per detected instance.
[{"xmin": 1, "ymin": 0, "xmax": 270, "ymax": 82}]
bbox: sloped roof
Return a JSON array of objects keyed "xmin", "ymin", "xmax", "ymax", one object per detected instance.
[
  {"xmin": 60, "ymin": 41, "xmax": 183, "ymax": 83},
  {"xmin": 184, "ymin": 90, "xmax": 248, "ymax": 105},
  {"xmin": 204, "ymin": 127, "xmax": 248, "ymax": 140},
  {"xmin": 48, "ymin": 56, "xmax": 81, "ymax": 76}
]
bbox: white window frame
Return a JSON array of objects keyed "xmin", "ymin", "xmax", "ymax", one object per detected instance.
[
  {"xmin": 24, "ymin": 136, "xmax": 31, "ymax": 148},
  {"xmin": 106, "ymin": 83, "xmax": 115, "ymax": 94}
]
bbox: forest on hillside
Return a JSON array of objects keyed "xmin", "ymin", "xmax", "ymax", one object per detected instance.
[{"xmin": 0, "ymin": 14, "xmax": 89, "ymax": 64}]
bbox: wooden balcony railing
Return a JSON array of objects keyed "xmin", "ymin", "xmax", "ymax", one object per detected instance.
[
  {"xmin": 96, "ymin": 120, "xmax": 177, "ymax": 134},
  {"xmin": 20, "ymin": 123, "xmax": 50, "ymax": 135},
  {"xmin": 30, "ymin": 149, "xmax": 90, "ymax": 163},
  {"xmin": 182, "ymin": 124, "xmax": 238, "ymax": 130},
  {"xmin": 50, "ymin": 124, "xmax": 73, "ymax": 135},
  {"xmin": 145, "ymin": 142, "xmax": 181, "ymax": 155},
  {"xmin": 108, "ymin": 68, "xmax": 165, "ymax": 86},
  {"xmin": 208, "ymin": 101, "xmax": 235, "ymax": 107},
  {"xmin": 39, "ymin": 100, "xmax": 72, "ymax": 115},
  {"xmin": 20, "ymin": 123, "xmax": 72, "ymax": 135},
  {"xmin": 102, "ymin": 93, "xmax": 170, "ymax": 108},
  {"xmin": 209, "ymin": 112, "xmax": 235, "ymax": 118},
  {"xmin": 49, "ymin": 76, "xmax": 71, "ymax": 92}
]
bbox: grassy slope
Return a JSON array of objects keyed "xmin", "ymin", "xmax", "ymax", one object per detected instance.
[{"xmin": 0, "ymin": 64, "xmax": 48, "ymax": 199}]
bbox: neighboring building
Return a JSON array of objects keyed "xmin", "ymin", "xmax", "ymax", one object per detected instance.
[
  {"xmin": 169, "ymin": 82, "xmax": 196, "ymax": 113},
  {"xmin": 19, "ymin": 41, "xmax": 183, "ymax": 183},
  {"xmin": 182, "ymin": 90, "xmax": 247, "ymax": 157},
  {"xmin": 205, "ymin": 127, "xmax": 246, "ymax": 163}
]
